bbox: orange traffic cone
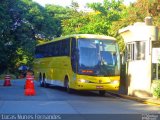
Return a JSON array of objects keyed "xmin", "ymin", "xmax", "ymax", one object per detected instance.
[
  {"xmin": 3, "ymin": 75, "xmax": 11, "ymax": 86},
  {"xmin": 24, "ymin": 74, "xmax": 36, "ymax": 96},
  {"xmin": 24, "ymin": 74, "xmax": 34, "ymax": 89}
]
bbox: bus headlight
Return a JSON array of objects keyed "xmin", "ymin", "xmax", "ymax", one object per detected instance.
[
  {"xmin": 78, "ymin": 79, "xmax": 89, "ymax": 83},
  {"xmin": 111, "ymin": 80, "xmax": 119, "ymax": 84}
]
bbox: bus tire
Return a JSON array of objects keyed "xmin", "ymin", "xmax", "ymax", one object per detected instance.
[
  {"xmin": 43, "ymin": 74, "xmax": 49, "ymax": 88},
  {"xmin": 39, "ymin": 73, "xmax": 44, "ymax": 87},
  {"xmin": 99, "ymin": 90, "xmax": 106, "ymax": 96},
  {"xmin": 64, "ymin": 77, "xmax": 73, "ymax": 93}
]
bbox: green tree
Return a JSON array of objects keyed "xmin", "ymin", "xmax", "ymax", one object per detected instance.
[
  {"xmin": 62, "ymin": 0, "xmax": 124, "ymax": 35},
  {"xmin": 62, "ymin": 0, "xmax": 124, "ymax": 41},
  {"xmin": 0, "ymin": 0, "xmax": 60, "ymax": 73},
  {"xmin": 110, "ymin": 0, "xmax": 160, "ymax": 51},
  {"xmin": 45, "ymin": 4, "xmax": 73, "ymax": 37}
]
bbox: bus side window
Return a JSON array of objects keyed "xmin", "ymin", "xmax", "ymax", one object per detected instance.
[
  {"xmin": 37, "ymin": 46, "xmax": 44, "ymax": 58},
  {"xmin": 71, "ymin": 38, "xmax": 77, "ymax": 73},
  {"xmin": 60, "ymin": 39, "xmax": 70, "ymax": 56},
  {"xmin": 65, "ymin": 39, "xmax": 70, "ymax": 56}
]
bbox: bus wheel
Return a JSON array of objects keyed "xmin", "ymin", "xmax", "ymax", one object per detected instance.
[
  {"xmin": 65, "ymin": 78, "xmax": 73, "ymax": 93},
  {"xmin": 43, "ymin": 74, "xmax": 49, "ymax": 88},
  {"xmin": 99, "ymin": 90, "xmax": 106, "ymax": 96},
  {"xmin": 39, "ymin": 73, "xmax": 44, "ymax": 87}
]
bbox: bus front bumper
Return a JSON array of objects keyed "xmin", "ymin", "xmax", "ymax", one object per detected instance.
[{"xmin": 74, "ymin": 82, "xmax": 119, "ymax": 91}]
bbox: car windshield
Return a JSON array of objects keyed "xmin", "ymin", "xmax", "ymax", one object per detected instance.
[{"xmin": 77, "ymin": 38, "xmax": 120, "ymax": 76}]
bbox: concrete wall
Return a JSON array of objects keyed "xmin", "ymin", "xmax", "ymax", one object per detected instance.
[{"xmin": 119, "ymin": 19, "xmax": 159, "ymax": 98}]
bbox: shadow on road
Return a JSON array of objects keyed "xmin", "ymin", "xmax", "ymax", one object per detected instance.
[{"xmin": 40, "ymin": 85, "xmax": 117, "ymax": 98}]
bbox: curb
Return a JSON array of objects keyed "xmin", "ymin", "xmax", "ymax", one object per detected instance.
[{"xmin": 107, "ymin": 92, "xmax": 160, "ymax": 106}]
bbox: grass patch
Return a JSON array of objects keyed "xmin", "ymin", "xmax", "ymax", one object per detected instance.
[{"xmin": 152, "ymin": 80, "xmax": 160, "ymax": 98}]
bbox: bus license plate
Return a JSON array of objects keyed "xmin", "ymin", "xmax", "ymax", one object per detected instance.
[{"xmin": 96, "ymin": 86, "xmax": 103, "ymax": 89}]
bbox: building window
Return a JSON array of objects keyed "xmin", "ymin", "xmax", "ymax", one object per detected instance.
[
  {"xmin": 126, "ymin": 43, "xmax": 134, "ymax": 61},
  {"xmin": 126, "ymin": 41, "xmax": 145, "ymax": 61},
  {"xmin": 134, "ymin": 41, "xmax": 145, "ymax": 60}
]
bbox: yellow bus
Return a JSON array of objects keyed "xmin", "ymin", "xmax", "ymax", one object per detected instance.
[{"xmin": 34, "ymin": 34, "xmax": 120, "ymax": 95}]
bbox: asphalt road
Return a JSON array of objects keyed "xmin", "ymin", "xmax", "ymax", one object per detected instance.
[{"xmin": 0, "ymin": 79, "xmax": 159, "ymax": 120}]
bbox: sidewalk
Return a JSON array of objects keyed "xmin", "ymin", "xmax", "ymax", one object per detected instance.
[
  {"xmin": 120, "ymin": 94, "xmax": 160, "ymax": 106},
  {"xmin": 108, "ymin": 92, "xmax": 160, "ymax": 106}
]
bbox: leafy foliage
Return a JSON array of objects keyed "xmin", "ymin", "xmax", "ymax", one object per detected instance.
[
  {"xmin": 153, "ymin": 81, "xmax": 160, "ymax": 98},
  {"xmin": 110, "ymin": 0, "xmax": 160, "ymax": 51},
  {"xmin": 45, "ymin": 4, "xmax": 74, "ymax": 37},
  {"xmin": 62, "ymin": 0, "xmax": 125, "ymax": 51},
  {"xmin": 62, "ymin": 0, "xmax": 124, "ymax": 36},
  {"xmin": 0, "ymin": 0, "xmax": 160, "ymax": 74},
  {"xmin": 0, "ymin": 0, "xmax": 59, "ymax": 73}
]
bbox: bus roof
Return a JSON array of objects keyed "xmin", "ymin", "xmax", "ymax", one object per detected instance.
[{"xmin": 37, "ymin": 34, "xmax": 116, "ymax": 46}]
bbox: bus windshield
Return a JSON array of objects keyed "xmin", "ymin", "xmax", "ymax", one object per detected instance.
[{"xmin": 78, "ymin": 38, "xmax": 120, "ymax": 76}]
